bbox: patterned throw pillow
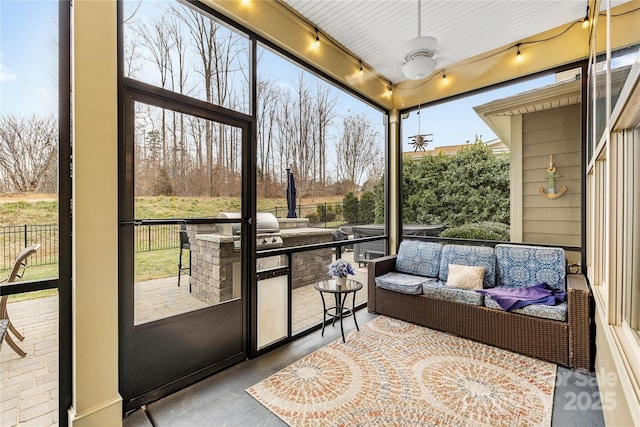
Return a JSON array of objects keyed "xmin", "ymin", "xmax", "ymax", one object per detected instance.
[{"xmin": 447, "ymin": 264, "xmax": 486, "ymax": 290}]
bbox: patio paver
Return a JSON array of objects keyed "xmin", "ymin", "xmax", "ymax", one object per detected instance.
[{"xmin": 1, "ymin": 296, "xmax": 59, "ymax": 427}]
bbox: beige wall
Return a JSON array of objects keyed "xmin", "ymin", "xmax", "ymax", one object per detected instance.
[
  {"xmin": 70, "ymin": 0, "xmax": 122, "ymax": 425},
  {"xmin": 594, "ymin": 308, "xmax": 637, "ymax": 426},
  {"xmin": 520, "ymin": 104, "xmax": 582, "ymax": 248}
]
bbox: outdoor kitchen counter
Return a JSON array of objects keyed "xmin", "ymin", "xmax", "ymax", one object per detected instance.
[
  {"xmin": 194, "ymin": 233, "xmax": 235, "ymax": 244},
  {"xmin": 190, "ymin": 227, "xmax": 334, "ymax": 246},
  {"xmin": 189, "ymin": 231, "xmax": 241, "ymax": 305},
  {"xmin": 280, "ymin": 227, "xmax": 335, "ymax": 241},
  {"xmin": 280, "ymin": 228, "xmax": 335, "ymax": 289}
]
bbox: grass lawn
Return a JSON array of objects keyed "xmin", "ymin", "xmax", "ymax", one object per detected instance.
[
  {"xmin": 135, "ymin": 248, "xmax": 187, "ymax": 282},
  {"xmin": 1, "ymin": 193, "xmax": 345, "ymax": 225}
]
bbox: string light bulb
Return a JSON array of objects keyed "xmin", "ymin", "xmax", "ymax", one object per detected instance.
[
  {"xmin": 315, "ymin": 29, "xmax": 320, "ymax": 47},
  {"xmin": 582, "ymin": 6, "xmax": 590, "ymax": 29},
  {"xmin": 516, "ymin": 43, "xmax": 522, "ymax": 62}
]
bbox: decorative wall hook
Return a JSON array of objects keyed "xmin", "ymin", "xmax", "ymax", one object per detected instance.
[{"xmin": 538, "ymin": 155, "xmax": 567, "ymax": 199}]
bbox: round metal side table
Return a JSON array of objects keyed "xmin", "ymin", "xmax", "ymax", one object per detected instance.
[{"xmin": 314, "ymin": 278, "xmax": 363, "ymax": 343}]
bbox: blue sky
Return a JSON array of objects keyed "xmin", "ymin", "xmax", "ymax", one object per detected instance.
[
  {"xmin": 401, "ymin": 74, "xmax": 555, "ymax": 150},
  {"xmin": 0, "ymin": 1, "xmax": 58, "ymax": 117}
]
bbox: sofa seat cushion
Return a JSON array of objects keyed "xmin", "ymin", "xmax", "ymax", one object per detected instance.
[
  {"xmin": 395, "ymin": 240, "xmax": 443, "ymax": 278},
  {"xmin": 485, "ymin": 297, "xmax": 567, "ymax": 321},
  {"xmin": 375, "ymin": 272, "xmax": 438, "ymax": 295},
  {"xmin": 438, "ymin": 244, "xmax": 496, "ymax": 288},
  {"xmin": 495, "ymin": 244, "xmax": 566, "ymax": 291},
  {"xmin": 423, "ymin": 281, "xmax": 484, "ymax": 306}
]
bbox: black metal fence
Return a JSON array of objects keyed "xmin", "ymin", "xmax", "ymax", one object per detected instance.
[
  {"xmin": 0, "ymin": 223, "xmax": 183, "ymax": 271},
  {"xmin": 1, "ymin": 203, "xmax": 374, "ymax": 270},
  {"xmin": 134, "ymin": 224, "xmax": 181, "ymax": 252},
  {"xmin": 1, "ymin": 224, "xmax": 59, "ymax": 270}
]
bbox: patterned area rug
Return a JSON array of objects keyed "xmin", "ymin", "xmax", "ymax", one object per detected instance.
[{"xmin": 247, "ymin": 316, "xmax": 556, "ymax": 426}]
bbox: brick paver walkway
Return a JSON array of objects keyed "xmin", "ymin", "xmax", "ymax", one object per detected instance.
[
  {"xmin": 0, "ymin": 251, "xmax": 370, "ymax": 426},
  {"xmin": 1, "ymin": 295, "xmax": 59, "ymax": 427}
]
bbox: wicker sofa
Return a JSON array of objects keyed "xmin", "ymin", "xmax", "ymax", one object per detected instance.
[{"xmin": 367, "ymin": 240, "xmax": 591, "ymax": 371}]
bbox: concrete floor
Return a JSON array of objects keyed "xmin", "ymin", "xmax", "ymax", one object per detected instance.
[{"xmin": 123, "ymin": 309, "xmax": 605, "ymax": 427}]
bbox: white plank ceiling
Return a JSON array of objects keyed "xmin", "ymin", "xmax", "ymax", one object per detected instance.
[{"xmin": 282, "ymin": 0, "xmax": 626, "ymax": 84}]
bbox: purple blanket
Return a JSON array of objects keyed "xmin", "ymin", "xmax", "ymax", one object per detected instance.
[{"xmin": 476, "ymin": 282, "xmax": 566, "ymax": 311}]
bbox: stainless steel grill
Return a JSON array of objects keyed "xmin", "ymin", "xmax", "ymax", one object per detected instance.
[{"xmin": 217, "ymin": 212, "xmax": 283, "ymax": 251}]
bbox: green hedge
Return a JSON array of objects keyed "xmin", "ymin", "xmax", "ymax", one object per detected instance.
[{"xmin": 439, "ymin": 221, "xmax": 510, "ymax": 241}]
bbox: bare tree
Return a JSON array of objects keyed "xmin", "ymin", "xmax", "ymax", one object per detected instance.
[
  {"xmin": 136, "ymin": 13, "xmax": 174, "ymax": 167},
  {"xmin": 0, "ymin": 115, "xmax": 57, "ymax": 193},
  {"xmin": 176, "ymin": 4, "xmax": 246, "ymax": 196},
  {"xmin": 166, "ymin": 11, "xmax": 190, "ymax": 193},
  {"xmin": 256, "ymin": 78, "xmax": 279, "ymax": 180},
  {"xmin": 123, "ymin": 0, "xmax": 144, "ymax": 78},
  {"xmin": 123, "ymin": 32, "xmax": 143, "ymax": 79},
  {"xmin": 336, "ymin": 113, "xmax": 383, "ymax": 193},
  {"xmin": 270, "ymin": 72, "xmax": 339, "ymax": 198},
  {"xmin": 313, "ymin": 83, "xmax": 338, "ymax": 189},
  {"xmin": 176, "ymin": 6, "xmax": 215, "ymax": 195},
  {"xmin": 123, "ymin": 3, "xmax": 383, "ymax": 200}
]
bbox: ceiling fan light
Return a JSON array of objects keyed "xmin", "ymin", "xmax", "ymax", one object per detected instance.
[
  {"xmin": 404, "ymin": 36, "xmax": 438, "ymax": 60},
  {"xmin": 403, "ymin": 56, "xmax": 436, "ymax": 80}
]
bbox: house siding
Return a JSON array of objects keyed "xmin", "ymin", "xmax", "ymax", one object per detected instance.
[{"xmin": 521, "ymin": 103, "xmax": 581, "ymax": 249}]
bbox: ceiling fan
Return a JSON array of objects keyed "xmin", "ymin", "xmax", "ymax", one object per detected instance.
[
  {"xmin": 346, "ymin": 0, "xmax": 438, "ymax": 85},
  {"xmin": 402, "ymin": 0, "xmax": 438, "ymax": 80}
]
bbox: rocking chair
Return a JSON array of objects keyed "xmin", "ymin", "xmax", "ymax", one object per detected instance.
[{"xmin": 0, "ymin": 244, "xmax": 40, "ymax": 358}]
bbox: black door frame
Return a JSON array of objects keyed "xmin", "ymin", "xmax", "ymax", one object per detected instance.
[{"xmin": 118, "ymin": 78, "xmax": 256, "ymax": 413}]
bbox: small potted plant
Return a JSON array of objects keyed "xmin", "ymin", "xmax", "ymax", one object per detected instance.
[{"xmin": 328, "ymin": 258, "xmax": 355, "ymax": 286}]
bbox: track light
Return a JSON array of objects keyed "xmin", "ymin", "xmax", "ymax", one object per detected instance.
[
  {"xmin": 315, "ymin": 29, "xmax": 320, "ymax": 47},
  {"xmin": 582, "ymin": 6, "xmax": 590, "ymax": 29}
]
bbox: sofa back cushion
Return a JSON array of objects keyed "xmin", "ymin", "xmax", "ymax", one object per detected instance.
[
  {"xmin": 495, "ymin": 244, "xmax": 566, "ymax": 291},
  {"xmin": 395, "ymin": 240, "xmax": 442, "ymax": 278},
  {"xmin": 438, "ymin": 244, "xmax": 496, "ymax": 288}
]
